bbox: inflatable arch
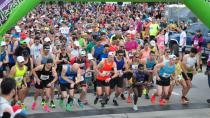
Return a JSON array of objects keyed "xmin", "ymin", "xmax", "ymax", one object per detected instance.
[{"xmin": 0, "ymin": 0, "xmax": 210, "ymax": 39}]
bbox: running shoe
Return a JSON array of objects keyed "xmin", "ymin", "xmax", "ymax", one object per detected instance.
[
  {"xmin": 183, "ymin": 96, "xmax": 189, "ymax": 102},
  {"xmin": 94, "ymin": 97, "xmax": 99, "ymax": 104},
  {"xmin": 100, "ymin": 99, "xmax": 106, "ymax": 108},
  {"xmin": 150, "ymin": 95, "xmax": 156, "ymax": 104},
  {"xmin": 41, "ymin": 99, "xmax": 45, "ymax": 106},
  {"xmin": 49, "ymin": 101, "xmax": 56, "ymax": 108},
  {"xmin": 113, "ymin": 99, "xmax": 119, "ymax": 106},
  {"xmin": 105, "ymin": 98, "xmax": 109, "ymax": 104},
  {"xmin": 66, "ymin": 102, "xmax": 73, "ymax": 111},
  {"xmin": 43, "ymin": 104, "xmax": 50, "ymax": 112},
  {"xmin": 78, "ymin": 99, "xmax": 84, "ymax": 109},
  {"xmin": 82, "ymin": 99, "xmax": 88, "ymax": 105},
  {"xmin": 121, "ymin": 94, "xmax": 126, "ymax": 100},
  {"xmin": 145, "ymin": 94, "xmax": 150, "ymax": 99},
  {"xmin": 127, "ymin": 96, "xmax": 132, "ymax": 103},
  {"xmin": 31, "ymin": 102, "xmax": 36, "ymax": 110},
  {"xmin": 59, "ymin": 99, "xmax": 65, "ymax": 109},
  {"xmin": 159, "ymin": 99, "xmax": 165, "ymax": 106},
  {"xmin": 133, "ymin": 105, "xmax": 138, "ymax": 111}
]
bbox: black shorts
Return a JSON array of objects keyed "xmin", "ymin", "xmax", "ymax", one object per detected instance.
[
  {"xmin": 132, "ymin": 84, "xmax": 143, "ymax": 97},
  {"xmin": 60, "ymin": 83, "xmax": 75, "ymax": 91},
  {"xmin": 182, "ymin": 72, "xmax": 193, "ymax": 81},
  {"xmin": 156, "ymin": 76, "xmax": 170, "ymax": 86},
  {"xmin": 35, "ymin": 79, "xmax": 53, "ymax": 89},
  {"xmin": 181, "ymin": 46, "xmax": 186, "ymax": 53},
  {"xmin": 96, "ymin": 80, "xmax": 110, "ymax": 87},
  {"xmin": 0, "ymin": 71, "xmax": 3, "ymax": 78},
  {"xmin": 110, "ymin": 76, "xmax": 124, "ymax": 89}
]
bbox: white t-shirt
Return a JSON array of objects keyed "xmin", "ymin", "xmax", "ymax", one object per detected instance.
[
  {"xmin": 185, "ymin": 54, "xmax": 197, "ymax": 68},
  {"xmin": 59, "ymin": 27, "xmax": 70, "ymax": 35},
  {"xmin": 180, "ymin": 31, "xmax": 186, "ymax": 47},
  {"xmin": 30, "ymin": 44, "xmax": 43, "ymax": 64},
  {"xmin": 71, "ymin": 49, "xmax": 79, "ymax": 57},
  {"xmin": 0, "ymin": 97, "xmax": 14, "ymax": 118}
]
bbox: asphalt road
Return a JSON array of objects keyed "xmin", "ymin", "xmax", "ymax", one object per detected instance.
[{"xmin": 27, "ymin": 70, "xmax": 210, "ymax": 118}]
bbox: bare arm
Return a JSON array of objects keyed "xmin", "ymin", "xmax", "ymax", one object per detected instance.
[{"xmin": 61, "ymin": 65, "xmax": 75, "ymax": 84}]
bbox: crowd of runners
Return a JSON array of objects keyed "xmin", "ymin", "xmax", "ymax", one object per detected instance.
[{"xmin": 0, "ymin": 2, "xmax": 210, "ymax": 117}]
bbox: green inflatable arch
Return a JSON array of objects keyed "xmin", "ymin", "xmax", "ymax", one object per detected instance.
[{"xmin": 0, "ymin": 0, "xmax": 210, "ymax": 39}]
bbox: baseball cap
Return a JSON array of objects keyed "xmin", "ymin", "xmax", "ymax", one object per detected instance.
[
  {"xmin": 169, "ymin": 54, "xmax": 176, "ymax": 60},
  {"xmin": 1, "ymin": 41, "xmax": 7, "ymax": 46},
  {"xmin": 20, "ymin": 39, "xmax": 27, "ymax": 45},
  {"xmin": 80, "ymin": 50, "xmax": 86, "ymax": 56},
  {"xmin": 15, "ymin": 26, "xmax": 21, "ymax": 33},
  {"xmin": 46, "ymin": 58, "xmax": 53, "ymax": 63},
  {"xmin": 87, "ymin": 53, "xmax": 94, "ymax": 60},
  {"xmin": 17, "ymin": 56, "xmax": 25, "ymax": 63},
  {"xmin": 74, "ymin": 41, "xmax": 80, "ymax": 47},
  {"xmin": 108, "ymin": 52, "xmax": 114, "ymax": 56},
  {"xmin": 150, "ymin": 40, "xmax": 156, "ymax": 47},
  {"xmin": 44, "ymin": 37, "xmax": 51, "ymax": 42},
  {"xmin": 43, "ymin": 44, "xmax": 50, "ymax": 50},
  {"xmin": 138, "ymin": 64, "xmax": 144, "ymax": 69}
]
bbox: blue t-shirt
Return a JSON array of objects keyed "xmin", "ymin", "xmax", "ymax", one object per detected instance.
[{"xmin": 159, "ymin": 62, "xmax": 176, "ymax": 79}]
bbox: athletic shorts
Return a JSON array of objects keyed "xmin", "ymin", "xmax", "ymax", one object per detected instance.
[
  {"xmin": 132, "ymin": 84, "xmax": 143, "ymax": 97},
  {"xmin": 156, "ymin": 76, "xmax": 170, "ymax": 86},
  {"xmin": 96, "ymin": 79, "xmax": 110, "ymax": 87},
  {"xmin": 60, "ymin": 83, "xmax": 75, "ymax": 91},
  {"xmin": 35, "ymin": 79, "xmax": 53, "ymax": 89},
  {"xmin": 182, "ymin": 72, "xmax": 193, "ymax": 81},
  {"xmin": 110, "ymin": 76, "xmax": 124, "ymax": 89}
]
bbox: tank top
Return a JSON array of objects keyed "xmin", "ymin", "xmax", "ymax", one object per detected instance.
[
  {"xmin": 146, "ymin": 58, "xmax": 156, "ymax": 70},
  {"xmin": 114, "ymin": 57, "xmax": 124, "ymax": 70},
  {"xmin": 0, "ymin": 51, "xmax": 6, "ymax": 71},
  {"xmin": 41, "ymin": 54, "xmax": 53, "ymax": 64},
  {"xmin": 93, "ymin": 45, "xmax": 104, "ymax": 60},
  {"xmin": 159, "ymin": 62, "xmax": 176, "ymax": 79},
  {"xmin": 141, "ymin": 49, "xmax": 150, "ymax": 60},
  {"xmin": 75, "ymin": 58, "xmax": 86, "ymax": 70},
  {"xmin": 24, "ymin": 58, "xmax": 31, "ymax": 71},
  {"xmin": 133, "ymin": 70, "xmax": 146, "ymax": 82},
  {"xmin": 39, "ymin": 65, "xmax": 53, "ymax": 81},
  {"xmin": 14, "ymin": 64, "xmax": 27, "ymax": 86},
  {"xmin": 97, "ymin": 59, "xmax": 114, "ymax": 81},
  {"xmin": 59, "ymin": 64, "xmax": 76, "ymax": 84},
  {"xmin": 185, "ymin": 54, "xmax": 197, "ymax": 69},
  {"xmin": 9, "ymin": 43, "xmax": 15, "ymax": 65},
  {"xmin": 57, "ymin": 53, "xmax": 70, "ymax": 72}
]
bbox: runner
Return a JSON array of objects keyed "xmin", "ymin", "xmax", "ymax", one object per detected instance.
[
  {"xmin": 127, "ymin": 64, "xmax": 149, "ymax": 111},
  {"xmin": 151, "ymin": 55, "xmax": 176, "ymax": 106},
  {"xmin": 143, "ymin": 51, "xmax": 157, "ymax": 99},
  {"xmin": 181, "ymin": 47, "xmax": 199, "ymax": 104},
  {"xmin": 109, "ymin": 50, "xmax": 128, "ymax": 106},
  {"xmin": 9, "ymin": 56, "xmax": 28, "ymax": 108},
  {"xmin": 0, "ymin": 41, "xmax": 9, "ymax": 80},
  {"xmin": 32, "ymin": 58, "xmax": 58, "ymax": 112},
  {"xmin": 94, "ymin": 52, "xmax": 118, "ymax": 107},
  {"xmin": 0, "ymin": 78, "xmax": 16, "ymax": 118},
  {"xmin": 206, "ymin": 41, "xmax": 210, "ymax": 103},
  {"xmin": 59, "ymin": 63, "xmax": 83, "ymax": 111}
]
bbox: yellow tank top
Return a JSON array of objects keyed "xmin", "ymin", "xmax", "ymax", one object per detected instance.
[{"xmin": 14, "ymin": 64, "xmax": 27, "ymax": 86}]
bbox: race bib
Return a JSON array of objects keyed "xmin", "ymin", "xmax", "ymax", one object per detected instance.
[
  {"xmin": 67, "ymin": 76, "xmax": 73, "ymax": 80},
  {"xmin": 194, "ymin": 40, "xmax": 198, "ymax": 45},
  {"xmin": 177, "ymin": 75, "xmax": 183, "ymax": 81},
  {"xmin": 162, "ymin": 73, "xmax": 170, "ymax": 78},
  {"xmin": 118, "ymin": 70, "xmax": 123, "ymax": 77},
  {"xmin": 85, "ymin": 72, "xmax": 92, "ymax": 78},
  {"xmin": 132, "ymin": 64, "xmax": 138, "ymax": 70},
  {"xmin": 15, "ymin": 77, "xmax": 23, "ymax": 82},
  {"xmin": 103, "ymin": 71, "xmax": 110, "ymax": 76},
  {"xmin": 76, "ymin": 76, "xmax": 84, "ymax": 82},
  {"xmin": 40, "ymin": 75, "xmax": 49, "ymax": 80}
]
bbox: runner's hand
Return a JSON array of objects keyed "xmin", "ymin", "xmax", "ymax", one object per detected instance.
[
  {"xmin": 70, "ymin": 83, "xmax": 75, "ymax": 88},
  {"xmin": 105, "ymin": 78, "xmax": 111, "ymax": 83},
  {"xmin": 47, "ymin": 83, "xmax": 51, "ymax": 87},
  {"xmin": 156, "ymin": 76, "xmax": 161, "ymax": 81},
  {"xmin": 37, "ymin": 79, "xmax": 41, "ymax": 85}
]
